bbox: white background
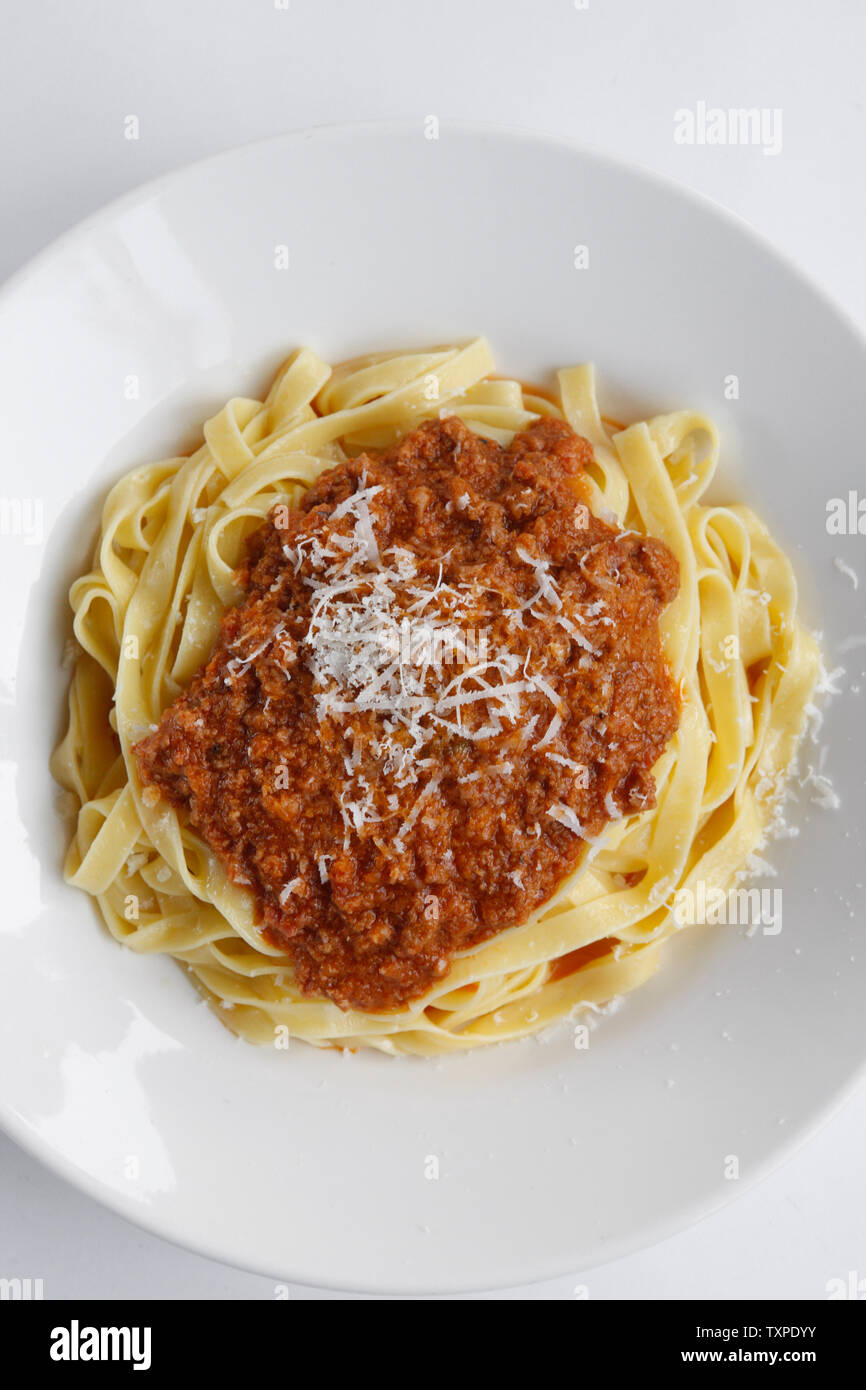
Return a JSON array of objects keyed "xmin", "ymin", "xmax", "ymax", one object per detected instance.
[{"xmin": 1, "ymin": 0, "xmax": 864, "ymax": 1300}]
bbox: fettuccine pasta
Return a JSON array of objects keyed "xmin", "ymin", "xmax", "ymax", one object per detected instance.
[{"xmin": 52, "ymin": 340, "xmax": 821, "ymax": 1053}]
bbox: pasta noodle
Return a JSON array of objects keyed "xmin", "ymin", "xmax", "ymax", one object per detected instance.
[{"xmin": 52, "ymin": 340, "xmax": 822, "ymax": 1054}]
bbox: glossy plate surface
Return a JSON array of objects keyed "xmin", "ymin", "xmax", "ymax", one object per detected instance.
[{"xmin": 0, "ymin": 123, "xmax": 863, "ymax": 1293}]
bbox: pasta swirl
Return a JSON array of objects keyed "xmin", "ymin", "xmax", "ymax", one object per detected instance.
[{"xmin": 52, "ymin": 341, "xmax": 821, "ymax": 1053}]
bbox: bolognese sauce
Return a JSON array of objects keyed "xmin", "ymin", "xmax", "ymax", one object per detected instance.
[{"xmin": 135, "ymin": 416, "xmax": 680, "ymax": 1011}]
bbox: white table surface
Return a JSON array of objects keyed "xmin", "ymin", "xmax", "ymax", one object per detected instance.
[{"xmin": 1, "ymin": 0, "xmax": 864, "ymax": 1300}]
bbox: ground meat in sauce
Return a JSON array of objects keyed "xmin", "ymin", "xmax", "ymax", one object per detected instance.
[{"xmin": 134, "ymin": 416, "xmax": 680, "ymax": 1012}]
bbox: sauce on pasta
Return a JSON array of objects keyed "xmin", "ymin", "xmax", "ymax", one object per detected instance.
[{"xmin": 135, "ymin": 416, "xmax": 680, "ymax": 1011}]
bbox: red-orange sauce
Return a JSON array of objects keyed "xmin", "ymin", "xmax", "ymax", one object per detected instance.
[
  {"xmin": 547, "ymin": 936, "xmax": 615, "ymax": 982},
  {"xmin": 135, "ymin": 417, "xmax": 679, "ymax": 1011}
]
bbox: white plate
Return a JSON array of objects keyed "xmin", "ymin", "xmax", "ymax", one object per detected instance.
[{"xmin": 1, "ymin": 123, "xmax": 863, "ymax": 1295}]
